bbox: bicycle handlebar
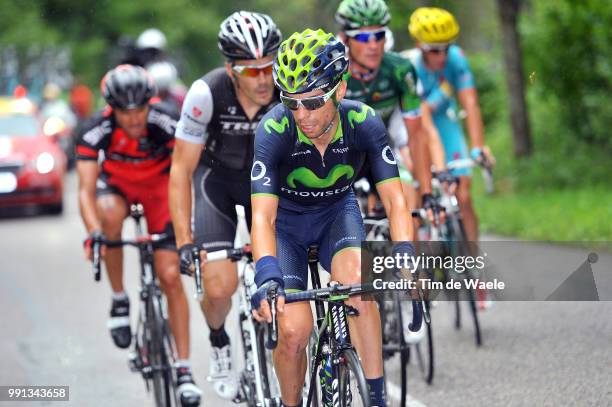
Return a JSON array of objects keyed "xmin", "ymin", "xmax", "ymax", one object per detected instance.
[
  {"xmin": 190, "ymin": 245, "xmax": 253, "ymax": 301},
  {"xmin": 89, "ymin": 233, "xmax": 170, "ymax": 282},
  {"xmin": 446, "ymin": 157, "xmax": 494, "ymax": 194}
]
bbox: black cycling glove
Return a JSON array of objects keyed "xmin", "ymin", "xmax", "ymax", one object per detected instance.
[{"xmin": 178, "ymin": 243, "xmax": 199, "ymax": 276}]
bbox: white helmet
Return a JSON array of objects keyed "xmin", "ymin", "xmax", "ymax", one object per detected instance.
[
  {"xmin": 136, "ymin": 28, "xmax": 167, "ymax": 50},
  {"xmin": 146, "ymin": 61, "xmax": 178, "ymax": 92},
  {"xmin": 384, "ymin": 27, "xmax": 394, "ymax": 52}
]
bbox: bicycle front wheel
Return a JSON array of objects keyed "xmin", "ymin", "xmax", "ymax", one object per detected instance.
[
  {"xmin": 338, "ymin": 349, "xmax": 372, "ymax": 407},
  {"xmin": 148, "ymin": 295, "xmax": 177, "ymax": 407}
]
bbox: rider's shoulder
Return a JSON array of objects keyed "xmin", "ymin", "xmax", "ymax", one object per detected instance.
[
  {"xmin": 340, "ymin": 100, "xmax": 380, "ymax": 131},
  {"xmin": 201, "ymin": 67, "xmax": 231, "ymax": 91},
  {"xmin": 149, "ymin": 101, "xmax": 179, "ymax": 121},
  {"xmin": 257, "ymin": 104, "xmax": 293, "ymax": 135},
  {"xmin": 78, "ymin": 109, "xmax": 113, "ymax": 137},
  {"xmin": 447, "ymin": 45, "xmax": 469, "ymax": 65},
  {"xmin": 382, "ymin": 51, "xmax": 412, "ymax": 67}
]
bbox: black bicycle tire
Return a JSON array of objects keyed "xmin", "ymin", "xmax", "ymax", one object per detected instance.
[
  {"xmin": 449, "ymin": 217, "xmax": 483, "ymax": 347},
  {"xmin": 338, "ymin": 349, "xmax": 372, "ymax": 407},
  {"xmin": 415, "ymin": 315, "xmax": 435, "ymax": 385},
  {"xmin": 306, "ymin": 329, "xmax": 323, "ymax": 407},
  {"xmin": 382, "ymin": 295, "xmax": 409, "ymax": 407},
  {"xmin": 161, "ymin": 318, "xmax": 179, "ymax": 406},
  {"xmin": 148, "ymin": 294, "xmax": 174, "ymax": 407}
]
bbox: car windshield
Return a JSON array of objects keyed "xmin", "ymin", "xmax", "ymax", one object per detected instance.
[{"xmin": 0, "ymin": 114, "xmax": 39, "ymax": 137}]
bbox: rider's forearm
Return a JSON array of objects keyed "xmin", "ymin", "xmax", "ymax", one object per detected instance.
[
  {"xmin": 78, "ymin": 187, "xmax": 101, "ymax": 234},
  {"xmin": 169, "ymin": 164, "xmax": 193, "ymax": 248},
  {"xmin": 387, "ymin": 197, "xmax": 414, "ymax": 242},
  {"xmin": 407, "ymin": 120, "xmax": 432, "ymax": 194},
  {"xmin": 378, "ymin": 183, "xmax": 414, "ymax": 242},
  {"xmin": 251, "ymin": 213, "xmax": 277, "ymax": 261},
  {"xmin": 421, "ymin": 103, "xmax": 446, "ymax": 170},
  {"xmin": 460, "ymin": 89, "xmax": 485, "ymax": 148}
]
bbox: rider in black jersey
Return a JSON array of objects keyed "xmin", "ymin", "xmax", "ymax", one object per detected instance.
[{"xmin": 168, "ymin": 11, "xmax": 282, "ymax": 400}]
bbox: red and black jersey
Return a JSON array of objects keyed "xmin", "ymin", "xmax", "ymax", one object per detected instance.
[{"xmin": 76, "ymin": 103, "xmax": 178, "ymax": 184}]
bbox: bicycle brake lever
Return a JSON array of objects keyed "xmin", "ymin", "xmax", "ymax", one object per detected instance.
[
  {"xmin": 192, "ymin": 247, "xmax": 204, "ymax": 301},
  {"xmin": 265, "ymin": 286, "xmax": 279, "ymax": 349}
]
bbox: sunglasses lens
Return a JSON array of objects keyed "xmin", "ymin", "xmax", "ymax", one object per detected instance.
[
  {"xmin": 235, "ymin": 65, "xmax": 274, "ymax": 77},
  {"xmin": 351, "ymin": 30, "xmax": 386, "ymax": 43},
  {"xmin": 353, "ymin": 33, "xmax": 370, "ymax": 43},
  {"xmin": 280, "ymin": 96, "xmax": 299, "ymax": 110},
  {"xmin": 301, "ymin": 98, "xmax": 326, "ymax": 111},
  {"xmin": 424, "ymin": 46, "xmax": 449, "ymax": 54}
]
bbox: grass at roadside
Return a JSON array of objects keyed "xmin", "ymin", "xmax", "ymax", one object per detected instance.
[
  {"xmin": 468, "ymin": 119, "xmax": 611, "ymax": 242},
  {"xmin": 473, "ymin": 182, "xmax": 612, "ymax": 241}
]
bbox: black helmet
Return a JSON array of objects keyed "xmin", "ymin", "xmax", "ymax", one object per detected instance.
[
  {"xmin": 218, "ymin": 11, "xmax": 282, "ymax": 60},
  {"xmin": 101, "ymin": 64, "xmax": 156, "ymax": 109}
]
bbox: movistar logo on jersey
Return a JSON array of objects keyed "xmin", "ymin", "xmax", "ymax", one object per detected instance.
[
  {"xmin": 264, "ymin": 116, "xmax": 289, "ymax": 134},
  {"xmin": 347, "ymin": 105, "xmax": 375, "ymax": 128},
  {"xmin": 286, "ymin": 164, "xmax": 354, "ymax": 189}
]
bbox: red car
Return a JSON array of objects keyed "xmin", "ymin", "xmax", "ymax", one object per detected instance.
[{"xmin": 0, "ymin": 97, "xmax": 66, "ymax": 214}]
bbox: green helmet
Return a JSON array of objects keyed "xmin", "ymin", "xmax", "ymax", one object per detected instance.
[
  {"xmin": 335, "ymin": 0, "xmax": 391, "ymax": 29},
  {"xmin": 273, "ymin": 28, "xmax": 348, "ymax": 94}
]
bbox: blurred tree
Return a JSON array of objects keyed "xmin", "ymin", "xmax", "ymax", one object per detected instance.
[
  {"xmin": 522, "ymin": 0, "xmax": 612, "ymax": 147},
  {"xmin": 497, "ymin": 0, "xmax": 532, "ymax": 157}
]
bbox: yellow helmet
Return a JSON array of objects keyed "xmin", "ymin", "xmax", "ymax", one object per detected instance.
[{"xmin": 408, "ymin": 7, "xmax": 460, "ymax": 45}]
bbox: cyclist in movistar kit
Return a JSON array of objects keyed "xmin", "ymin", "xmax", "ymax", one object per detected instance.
[
  {"xmin": 407, "ymin": 7, "xmax": 496, "ymax": 243},
  {"xmin": 168, "ymin": 11, "xmax": 281, "ymax": 400},
  {"xmin": 335, "ymin": 0, "xmax": 434, "ymax": 215},
  {"xmin": 250, "ymin": 29, "xmax": 416, "ymax": 407}
]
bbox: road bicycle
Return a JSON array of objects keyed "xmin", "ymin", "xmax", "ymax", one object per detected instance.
[
  {"xmin": 92, "ymin": 203, "xmax": 179, "ymax": 407},
  {"xmin": 267, "ymin": 245, "xmax": 425, "ymax": 407},
  {"xmin": 363, "ymin": 215, "xmax": 435, "ymax": 395},
  {"xmin": 191, "ymin": 245, "xmax": 281, "ymax": 407}
]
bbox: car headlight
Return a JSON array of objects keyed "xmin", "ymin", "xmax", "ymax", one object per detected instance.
[{"xmin": 36, "ymin": 152, "xmax": 55, "ymax": 174}]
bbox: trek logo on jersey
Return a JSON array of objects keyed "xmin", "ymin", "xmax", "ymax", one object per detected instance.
[
  {"xmin": 221, "ymin": 121, "xmax": 258, "ymax": 132},
  {"xmin": 286, "ymin": 164, "xmax": 354, "ymax": 189},
  {"xmin": 332, "ymin": 147, "xmax": 349, "ymax": 154}
]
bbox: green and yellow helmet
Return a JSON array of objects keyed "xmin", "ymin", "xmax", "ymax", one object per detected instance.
[
  {"xmin": 335, "ymin": 0, "xmax": 391, "ymax": 29},
  {"xmin": 273, "ymin": 29, "xmax": 348, "ymax": 94}
]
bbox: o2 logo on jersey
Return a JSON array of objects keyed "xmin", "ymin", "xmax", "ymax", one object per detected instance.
[
  {"xmin": 251, "ymin": 160, "xmax": 271, "ymax": 186},
  {"xmin": 382, "ymin": 146, "xmax": 397, "ymax": 165}
]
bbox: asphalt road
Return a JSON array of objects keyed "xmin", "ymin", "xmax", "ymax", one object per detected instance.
[{"xmin": 0, "ymin": 172, "xmax": 610, "ymax": 406}]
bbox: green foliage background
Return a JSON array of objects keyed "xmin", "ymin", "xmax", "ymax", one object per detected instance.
[{"xmin": 1, "ymin": 0, "xmax": 610, "ymax": 239}]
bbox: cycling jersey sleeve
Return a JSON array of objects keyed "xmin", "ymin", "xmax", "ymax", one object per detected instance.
[
  {"xmin": 174, "ymin": 79, "xmax": 213, "ymax": 145},
  {"xmin": 394, "ymin": 56, "xmax": 422, "ymax": 120},
  {"xmin": 447, "ymin": 46, "xmax": 475, "ymax": 91},
  {"xmin": 352, "ymin": 104, "xmax": 400, "ymax": 185},
  {"xmin": 148, "ymin": 104, "xmax": 178, "ymax": 149},
  {"xmin": 75, "ymin": 112, "xmax": 111, "ymax": 161},
  {"xmin": 251, "ymin": 107, "xmax": 291, "ymax": 198}
]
